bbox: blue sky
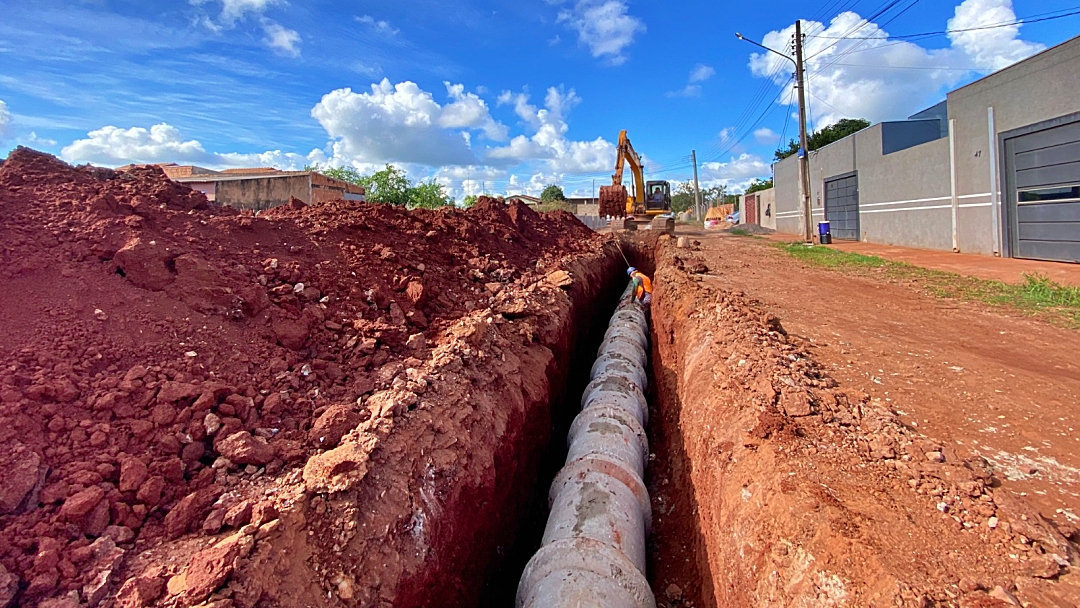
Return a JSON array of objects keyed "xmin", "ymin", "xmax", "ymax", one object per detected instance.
[{"xmin": 1, "ymin": 0, "xmax": 1077, "ymax": 199}]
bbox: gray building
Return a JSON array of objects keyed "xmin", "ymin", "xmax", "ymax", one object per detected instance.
[{"xmin": 772, "ymin": 35, "xmax": 1080, "ymax": 263}]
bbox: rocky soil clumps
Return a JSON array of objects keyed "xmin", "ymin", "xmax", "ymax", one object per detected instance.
[{"xmin": 0, "ymin": 149, "xmax": 603, "ymax": 607}]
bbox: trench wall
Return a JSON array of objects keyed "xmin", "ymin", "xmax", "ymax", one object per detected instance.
[{"xmin": 223, "ymin": 248, "xmax": 624, "ymax": 607}]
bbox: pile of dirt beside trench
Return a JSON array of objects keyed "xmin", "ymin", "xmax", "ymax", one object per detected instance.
[{"xmin": 0, "ymin": 150, "xmax": 605, "ymax": 607}]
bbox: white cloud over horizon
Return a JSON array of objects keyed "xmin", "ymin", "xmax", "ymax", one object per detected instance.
[
  {"xmin": 749, "ymin": 0, "xmax": 1043, "ymax": 126},
  {"xmin": 59, "ymin": 123, "xmax": 321, "ymax": 170}
]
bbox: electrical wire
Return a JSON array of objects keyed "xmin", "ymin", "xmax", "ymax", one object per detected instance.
[{"xmin": 808, "ymin": 6, "xmax": 1080, "ymax": 40}]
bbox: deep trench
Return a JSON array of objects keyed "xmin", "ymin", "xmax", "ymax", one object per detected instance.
[{"xmin": 473, "ymin": 242, "xmax": 691, "ymax": 607}]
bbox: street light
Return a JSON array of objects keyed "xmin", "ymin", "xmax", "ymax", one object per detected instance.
[
  {"xmin": 735, "ymin": 27, "xmax": 814, "ymax": 242},
  {"xmin": 735, "ymin": 33, "xmax": 794, "ymax": 67}
]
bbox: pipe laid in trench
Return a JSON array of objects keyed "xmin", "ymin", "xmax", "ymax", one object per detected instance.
[{"xmin": 517, "ymin": 281, "xmax": 655, "ymax": 608}]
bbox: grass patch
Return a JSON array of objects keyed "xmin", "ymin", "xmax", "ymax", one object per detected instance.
[
  {"xmin": 728, "ymin": 228, "xmax": 765, "ymax": 239},
  {"xmin": 773, "ymin": 242, "xmax": 1080, "ymax": 327}
]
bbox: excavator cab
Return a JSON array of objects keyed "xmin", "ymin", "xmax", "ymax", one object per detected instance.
[{"xmin": 644, "ymin": 181, "xmax": 671, "ymax": 213}]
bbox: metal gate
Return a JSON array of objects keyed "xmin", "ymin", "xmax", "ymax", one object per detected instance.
[
  {"xmin": 1002, "ymin": 113, "xmax": 1080, "ymax": 263},
  {"xmin": 824, "ymin": 171, "xmax": 860, "ymax": 240}
]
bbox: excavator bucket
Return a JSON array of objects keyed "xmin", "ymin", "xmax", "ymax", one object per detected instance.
[{"xmin": 598, "ymin": 185, "xmax": 628, "ymax": 218}]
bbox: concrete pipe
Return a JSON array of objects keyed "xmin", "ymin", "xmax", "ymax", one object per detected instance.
[
  {"xmin": 600, "ymin": 334, "xmax": 648, "ymax": 365},
  {"xmin": 543, "ymin": 459, "xmax": 649, "ymax": 571},
  {"xmin": 590, "ymin": 357, "xmax": 647, "ymax": 391},
  {"xmin": 600, "ymin": 321, "xmax": 648, "ymax": 349},
  {"xmin": 611, "ymin": 307, "xmax": 647, "ymax": 327},
  {"xmin": 517, "ymin": 279, "xmax": 654, "ymax": 607},
  {"xmin": 581, "ymin": 375, "xmax": 646, "ymax": 420},
  {"xmin": 516, "ymin": 538, "xmax": 655, "ymax": 608},
  {"xmin": 594, "ymin": 338, "xmax": 648, "ymax": 371},
  {"xmin": 582, "ymin": 392, "xmax": 649, "ymax": 428},
  {"xmin": 566, "ymin": 404, "xmax": 648, "ymax": 481}
]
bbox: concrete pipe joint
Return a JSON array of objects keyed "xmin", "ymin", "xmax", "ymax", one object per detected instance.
[
  {"xmin": 518, "ymin": 286, "xmax": 654, "ymax": 608},
  {"xmin": 543, "ymin": 458, "xmax": 650, "ymax": 570},
  {"xmin": 590, "ymin": 356, "xmax": 648, "ymax": 390},
  {"xmin": 595, "ymin": 339, "xmax": 648, "ymax": 370},
  {"xmin": 581, "ymin": 375, "xmax": 647, "ymax": 420},
  {"xmin": 599, "ymin": 331, "xmax": 648, "ymax": 358},
  {"xmin": 583, "ymin": 392, "xmax": 649, "ymax": 428},
  {"xmin": 516, "ymin": 538, "xmax": 656, "ymax": 608},
  {"xmin": 566, "ymin": 404, "xmax": 649, "ymax": 481}
]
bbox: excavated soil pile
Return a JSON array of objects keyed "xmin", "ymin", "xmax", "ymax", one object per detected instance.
[
  {"xmin": 0, "ymin": 148, "xmax": 610, "ymax": 608},
  {"xmin": 646, "ymin": 237, "xmax": 1079, "ymax": 607}
]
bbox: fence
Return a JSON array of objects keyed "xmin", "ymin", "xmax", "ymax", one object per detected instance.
[{"xmin": 576, "ymin": 215, "xmax": 613, "ymax": 231}]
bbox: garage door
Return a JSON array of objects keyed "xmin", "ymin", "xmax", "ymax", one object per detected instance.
[
  {"xmin": 825, "ymin": 171, "xmax": 859, "ymax": 240},
  {"xmin": 1003, "ymin": 116, "xmax": 1080, "ymax": 263}
]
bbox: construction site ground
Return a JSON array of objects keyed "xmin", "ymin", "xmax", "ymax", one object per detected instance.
[
  {"xmin": 644, "ymin": 229, "xmax": 1079, "ymax": 607},
  {"xmin": 2, "ymin": 147, "xmax": 1078, "ymax": 608}
]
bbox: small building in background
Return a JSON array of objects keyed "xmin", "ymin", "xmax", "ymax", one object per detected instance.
[{"xmin": 130, "ymin": 164, "xmax": 366, "ymax": 211}]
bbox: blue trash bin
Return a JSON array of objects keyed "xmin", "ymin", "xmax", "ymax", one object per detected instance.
[{"xmin": 818, "ymin": 221, "xmax": 832, "ymax": 244}]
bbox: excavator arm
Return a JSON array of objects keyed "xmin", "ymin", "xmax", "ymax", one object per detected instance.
[{"xmin": 610, "ymin": 130, "xmax": 646, "ymax": 210}]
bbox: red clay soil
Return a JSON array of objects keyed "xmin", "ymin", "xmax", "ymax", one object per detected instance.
[
  {"xmin": 0, "ymin": 147, "xmax": 614, "ymax": 608},
  {"xmin": 644, "ymin": 233, "xmax": 1079, "ymax": 607}
]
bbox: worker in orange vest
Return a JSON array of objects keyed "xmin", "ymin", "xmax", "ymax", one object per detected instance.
[{"xmin": 627, "ymin": 267, "xmax": 652, "ymax": 305}]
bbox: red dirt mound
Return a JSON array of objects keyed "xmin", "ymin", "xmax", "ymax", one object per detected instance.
[{"xmin": 0, "ymin": 148, "xmax": 602, "ymax": 607}]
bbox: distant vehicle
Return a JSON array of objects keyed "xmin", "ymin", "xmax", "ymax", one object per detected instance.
[{"xmin": 727, "ymin": 210, "xmax": 740, "ymax": 223}]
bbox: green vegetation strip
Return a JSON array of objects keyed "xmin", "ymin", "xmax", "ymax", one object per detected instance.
[{"xmin": 774, "ymin": 242, "xmax": 1080, "ymax": 327}]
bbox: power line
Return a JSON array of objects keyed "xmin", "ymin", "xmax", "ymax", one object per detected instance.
[{"xmin": 807, "ymin": 6, "xmax": 1080, "ymax": 40}]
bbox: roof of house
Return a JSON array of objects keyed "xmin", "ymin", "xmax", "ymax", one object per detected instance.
[{"xmin": 172, "ymin": 171, "xmax": 310, "ymax": 183}]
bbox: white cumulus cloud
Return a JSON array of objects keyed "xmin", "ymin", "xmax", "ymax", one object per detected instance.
[
  {"xmin": 753, "ymin": 127, "xmax": 779, "ymax": 145},
  {"xmin": 263, "ymin": 22, "xmax": 300, "ymax": 56},
  {"xmin": 356, "ymin": 15, "xmax": 399, "ymax": 36},
  {"xmin": 700, "ymin": 153, "xmax": 772, "ymax": 191},
  {"xmin": 490, "ymin": 86, "xmax": 614, "ymax": 173},
  {"xmin": 689, "ymin": 64, "xmax": 715, "ymax": 83},
  {"xmin": 749, "ymin": 0, "xmax": 1043, "ymax": 126},
  {"xmin": 947, "ymin": 0, "xmax": 1043, "ymax": 70},
  {"xmin": 557, "ymin": 0, "xmax": 645, "ymax": 66},
  {"xmin": 59, "ymin": 123, "xmax": 321, "ymax": 170},
  {"xmin": 311, "ymin": 79, "xmax": 509, "ymax": 168}
]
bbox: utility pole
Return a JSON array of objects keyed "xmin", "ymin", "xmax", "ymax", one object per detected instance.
[
  {"xmin": 735, "ymin": 25, "xmax": 812, "ymax": 239},
  {"xmin": 691, "ymin": 149, "xmax": 702, "ymax": 222},
  {"xmin": 794, "ymin": 19, "xmax": 813, "ymax": 242}
]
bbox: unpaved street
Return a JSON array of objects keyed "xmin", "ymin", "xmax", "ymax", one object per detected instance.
[
  {"xmin": 693, "ymin": 232, "xmax": 1080, "ymax": 522},
  {"xmin": 642, "ymin": 230, "xmax": 1080, "ymax": 607}
]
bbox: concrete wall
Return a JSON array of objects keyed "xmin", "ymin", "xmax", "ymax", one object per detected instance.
[
  {"xmin": 217, "ymin": 175, "xmax": 311, "ymax": 211},
  {"xmin": 771, "ymin": 35, "xmax": 1080, "ymax": 256},
  {"xmin": 947, "ymin": 37, "xmax": 1080, "ymax": 256},
  {"xmin": 185, "ymin": 181, "xmax": 217, "ymax": 202}
]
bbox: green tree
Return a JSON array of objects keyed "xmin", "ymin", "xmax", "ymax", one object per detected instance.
[
  {"xmin": 744, "ymin": 178, "xmax": 773, "ymax": 194},
  {"xmin": 354, "ymin": 164, "xmax": 410, "ymax": 206},
  {"xmin": 775, "ymin": 118, "xmax": 871, "ymax": 161},
  {"xmin": 540, "ymin": 185, "xmax": 566, "ymax": 203},
  {"xmin": 670, "ymin": 180, "xmax": 695, "ymax": 214},
  {"xmin": 407, "ymin": 179, "xmax": 453, "ymax": 209},
  {"xmin": 671, "ymin": 182, "xmax": 728, "ymax": 215},
  {"xmin": 462, "ymin": 194, "xmax": 479, "ymax": 208},
  {"xmin": 309, "ymin": 165, "xmax": 366, "ymax": 185}
]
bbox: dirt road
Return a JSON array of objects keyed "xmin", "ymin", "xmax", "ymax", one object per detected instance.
[
  {"xmin": 644, "ymin": 230, "xmax": 1079, "ymax": 607},
  {"xmin": 696, "ymin": 232, "xmax": 1080, "ymax": 521}
]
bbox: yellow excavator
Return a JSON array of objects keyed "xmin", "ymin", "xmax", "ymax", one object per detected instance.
[{"xmin": 597, "ymin": 130, "xmax": 675, "ymax": 234}]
